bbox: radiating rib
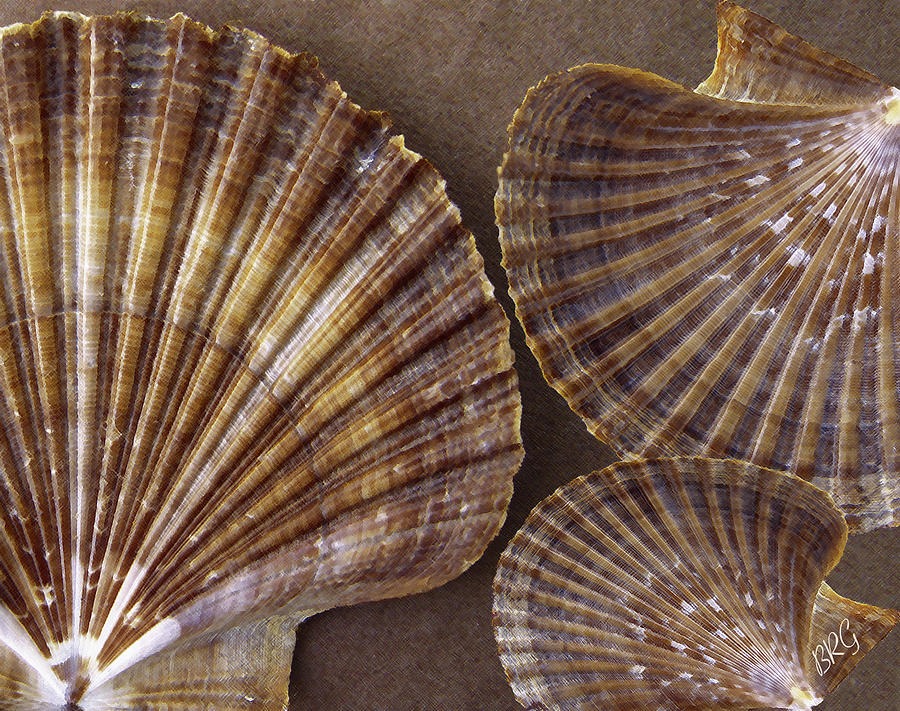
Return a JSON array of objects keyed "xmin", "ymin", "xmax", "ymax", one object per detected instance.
[
  {"xmin": 0, "ymin": 11, "xmax": 522, "ymax": 707},
  {"xmin": 496, "ymin": 1, "xmax": 899, "ymax": 532},
  {"xmin": 493, "ymin": 458, "xmax": 900, "ymax": 711}
]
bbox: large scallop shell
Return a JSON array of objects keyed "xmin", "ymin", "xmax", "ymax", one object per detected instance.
[
  {"xmin": 0, "ymin": 11, "xmax": 522, "ymax": 709},
  {"xmin": 495, "ymin": 0, "xmax": 900, "ymax": 532},
  {"xmin": 493, "ymin": 458, "xmax": 899, "ymax": 711}
]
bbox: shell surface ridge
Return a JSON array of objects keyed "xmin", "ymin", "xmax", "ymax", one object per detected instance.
[
  {"xmin": 493, "ymin": 458, "xmax": 897, "ymax": 711},
  {"xmin": 545, "ymin": 474, "xmax": 787, "ymax": 684},
  {"xmin": 496, "ymin": 2, "xmax": 900, "ymax": 531},
  {"xmin": 0, "ymin": 10, "xmax": 523, "ymax": 707}
]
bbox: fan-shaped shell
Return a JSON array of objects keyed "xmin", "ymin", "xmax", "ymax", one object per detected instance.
[
  {"xmin": 0, "ymin": 11, "xmax": 522, "ymax": 709},
  {"xmin": 493, "ymin": 458, "xmax": 899, "ymax": 711},
  {"xmin": 495, "ymin": 0, "xmax": 900, "ymax": 532}
]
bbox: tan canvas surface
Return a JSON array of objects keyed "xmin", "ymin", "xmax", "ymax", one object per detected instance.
[{"xmin": 1, "ymin": 1, "xmax": 896, "ymax": 708}]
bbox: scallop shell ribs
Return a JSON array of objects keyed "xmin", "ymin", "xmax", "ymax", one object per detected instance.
[
  {"xmin": 493, "ymin": 458, "xmax": 899, "ymax": 711},
  {"xmin": 0, "ymin": 11, "xmax": 522, "ymax": 709},
  {"xmin": 495, "ymin": 0, "xmax": 900, "ymax": 532}
]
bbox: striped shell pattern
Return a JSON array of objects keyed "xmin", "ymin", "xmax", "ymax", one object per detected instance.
[
  {"xmin": 0, "ymin": 11, "xmax": 522, "ymax": 709},
  {"xmin": 495, "ymin": 0, "xmax": 900, "ymax": 532},
  {"xmin": 493, "ymin": 458, "xmax": 900, "ymax": 711}
]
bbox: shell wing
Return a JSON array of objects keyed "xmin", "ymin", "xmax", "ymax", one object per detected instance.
[
  {"xmin": 808, "ymin": 582, "xmax": 900, "ymax": 695},
  {"xmin": 697, "ymin": 1, "xmax": 890, "ymax": 105},
  {"xmin": 492, "ymin": 458, "xmax": 899, "ymax": 711},
  {"xmin": 79, "ymin": 617, "xmax": 299, "ymax": 710},
  {"xmin": 495, "ymin": 5, "xmax": 899, "ymax": 533},
  {"xmin": 0, "ymin": 11, "xmax": 522, "ymax": 707},
  {"xmin": 0, "ymin": 616, "xmax": 302, "ymax": 711}
]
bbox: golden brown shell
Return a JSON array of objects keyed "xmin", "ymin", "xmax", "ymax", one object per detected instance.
[
  {"xmin": 495, "ymin": 0, "xmax": 899, "ymax": 532},
  {"xmin": 493, "ymin": 458, "xmax": 899, "ymax": 711},
  {"xmin": 0, "ymin": 11, "xmax": 522, "ymax": 708}
]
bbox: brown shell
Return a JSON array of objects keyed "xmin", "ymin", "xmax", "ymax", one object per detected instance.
[
  {"xmin": 0, "ymin": 11, "xmax": 522, "ymax": 709},
  {"xmin": 493, "ymin": 458, "xmax": 899, "ymax": 711},
  {"xmin": 495, "ymin": 0, "xmax": 899, "ymax": 532}
]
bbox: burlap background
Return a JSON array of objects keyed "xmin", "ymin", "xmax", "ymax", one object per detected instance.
[{"xmin": 5, "ymin": 1, "xmax": 896, "ymax": 708}]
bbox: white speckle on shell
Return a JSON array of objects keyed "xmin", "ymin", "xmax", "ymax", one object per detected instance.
[
  {"xmin": 863, "ymin": 253, "xmax": 876, "ymax": 274},
  {"xmin": 772, "ymin": 214, "xmax": 793, "ymax": 233},
  {"xmin": 787, "ymin": 247, "xmax": 806, "ymax": 267},
  {"xmin": 630, "ymin": 664, "xmax": 646, "ymax": 677}
]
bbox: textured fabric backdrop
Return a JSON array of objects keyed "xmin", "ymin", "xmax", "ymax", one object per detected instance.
[{"xmin": 3, "ymin": 1, "xmax": 896, "ymax": 709}]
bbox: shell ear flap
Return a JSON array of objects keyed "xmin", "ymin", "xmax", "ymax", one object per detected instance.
[
  {"xmin": 697, "ymin": 0, "xmax": 887, "ymax": 104},
  {"xmin": 79, "ymin": 616, "xmax": 300, "ymax": 709},
  {"xmin": 808, "ymin": 583, "xmax": 900, "ymax": 696}
]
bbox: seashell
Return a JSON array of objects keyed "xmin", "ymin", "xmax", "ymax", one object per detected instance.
[
  {"xmin": 493, "ymin": 458, "xmax": 900, "ymax": 711},
  {"xmin": 494, "ymin": 0, "xmax": 900, "ymax": 532},
  {"xmin": 0, "ymin": 10, "xmax": 523, "ymax": 709}
]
